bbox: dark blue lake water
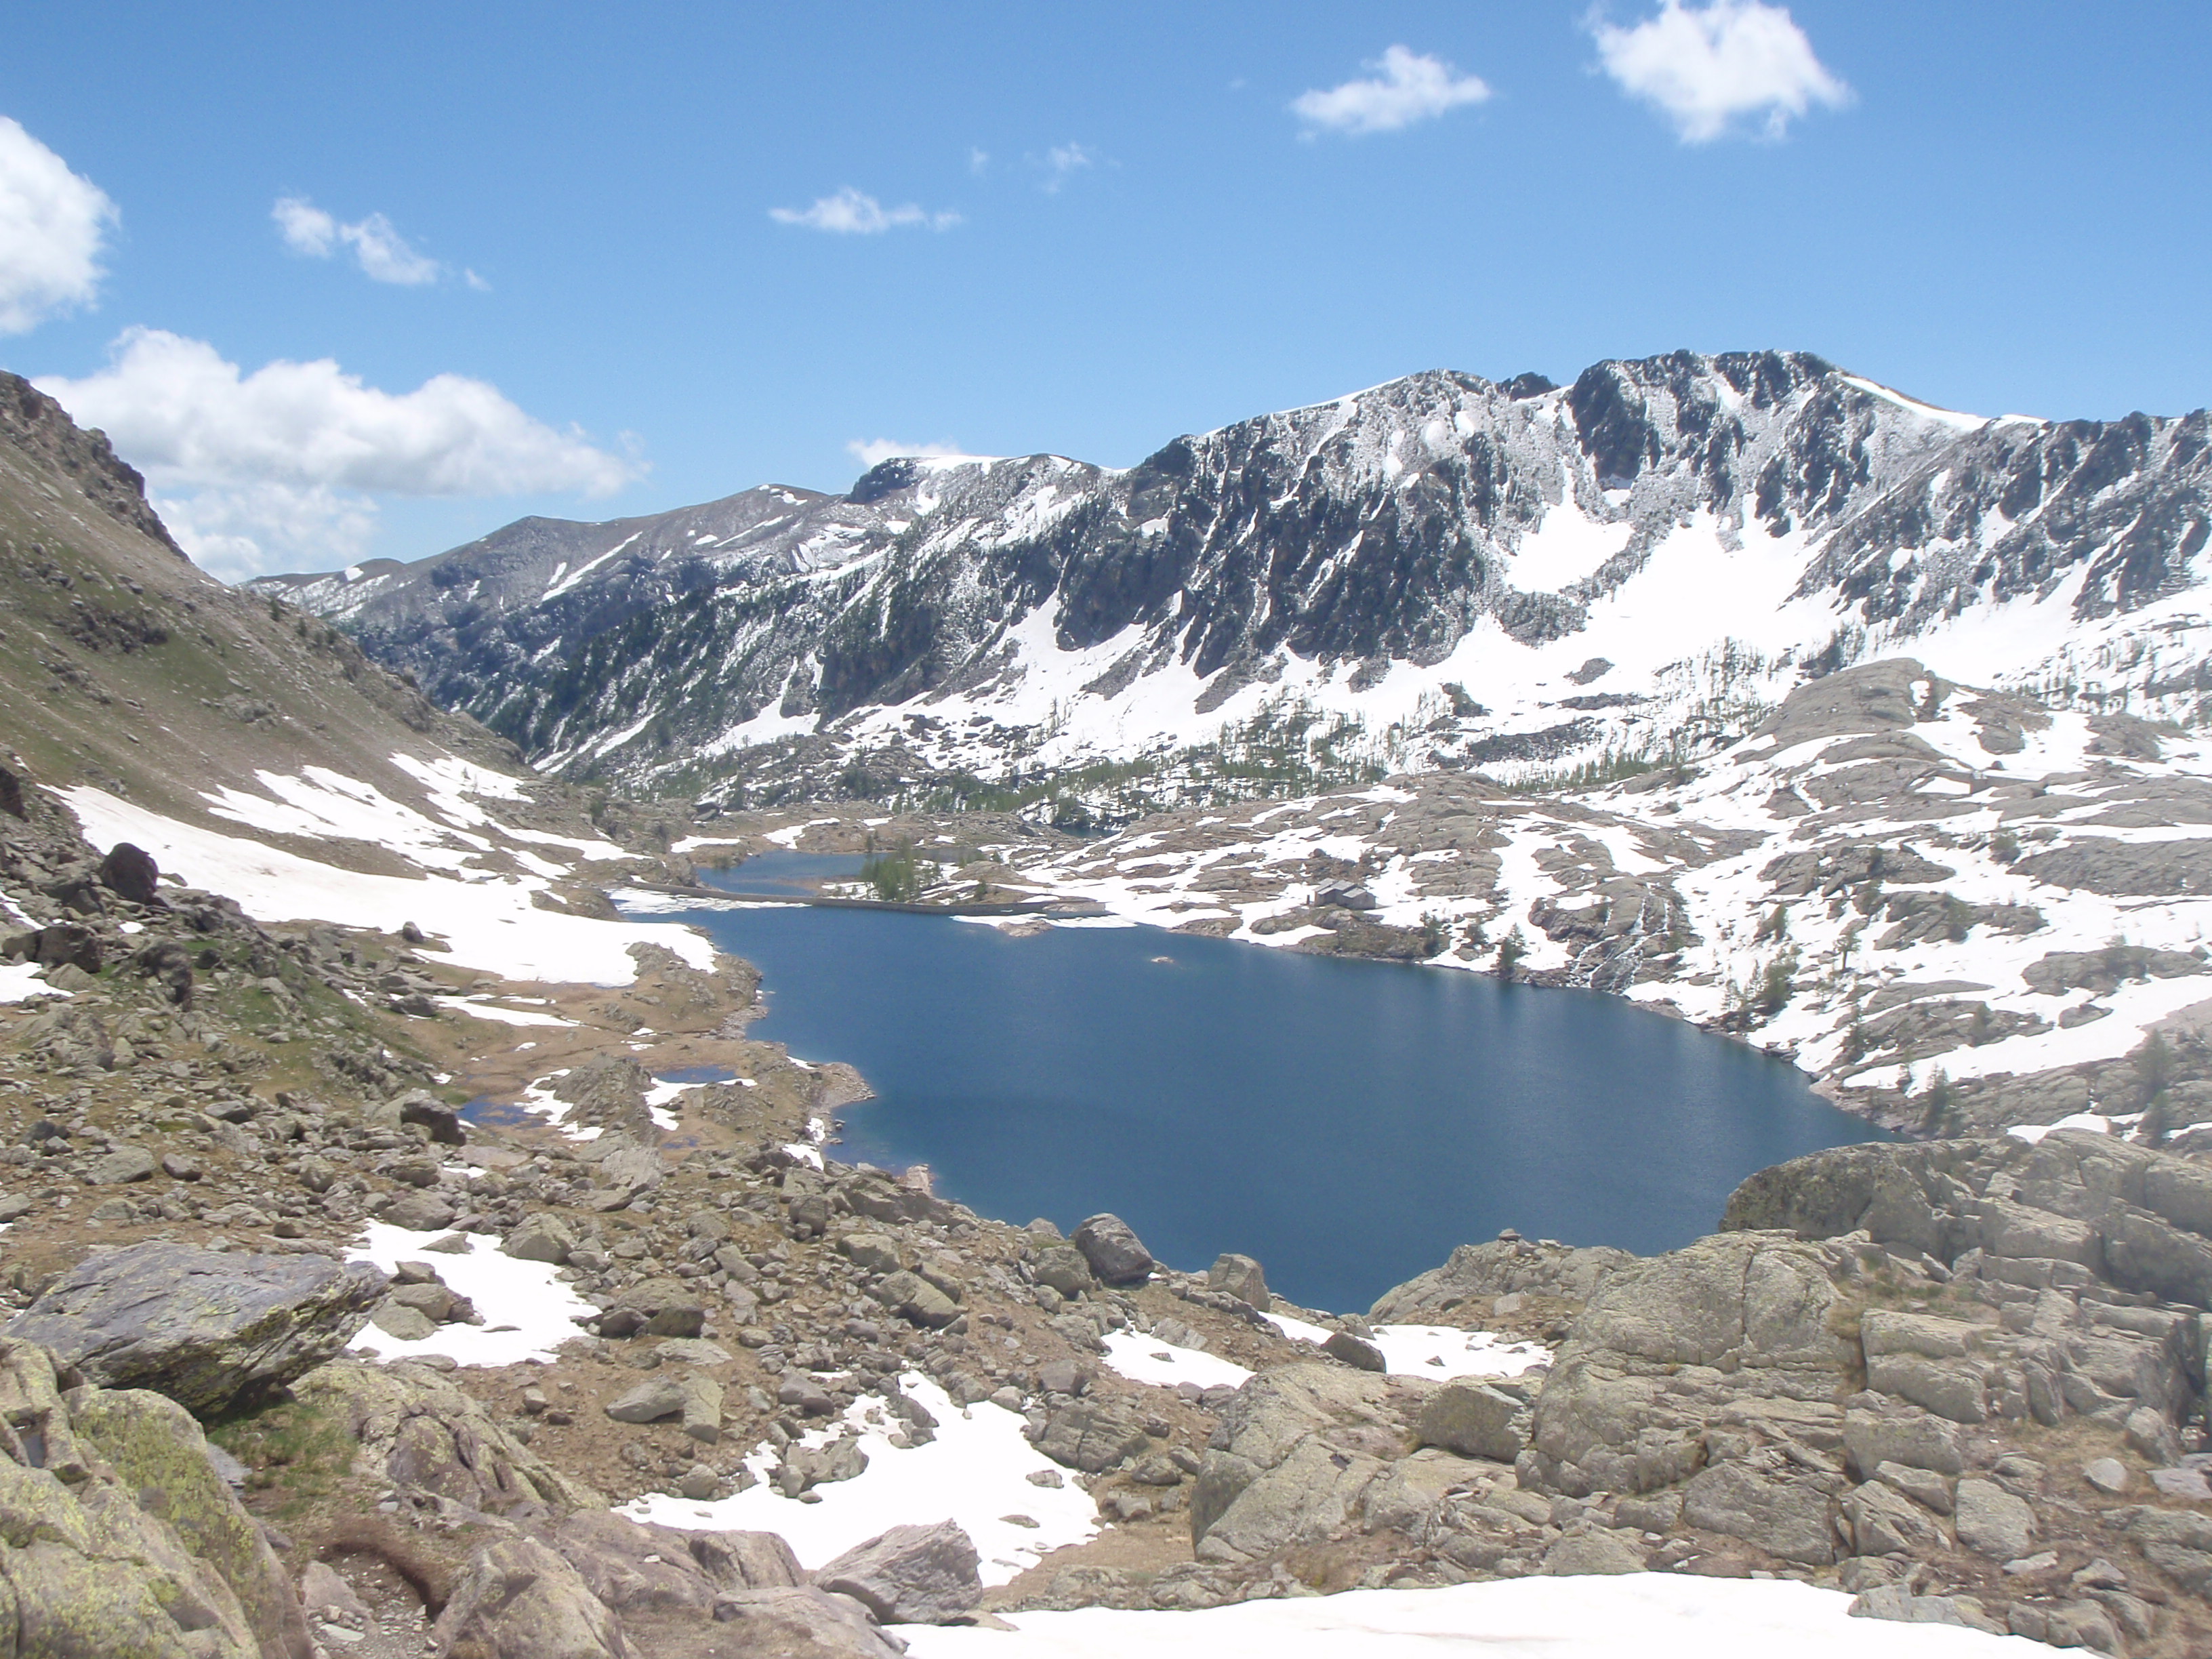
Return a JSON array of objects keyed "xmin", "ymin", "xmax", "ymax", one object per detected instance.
[{"xmin": 633, "ymin": 855, "xmax": 1885, "ymax": 1311}]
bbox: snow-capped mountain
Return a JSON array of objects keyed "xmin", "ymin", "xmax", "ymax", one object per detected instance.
[{"xmin": 253, "ymin": 351, "xmax": 2212, "ymax": 813}]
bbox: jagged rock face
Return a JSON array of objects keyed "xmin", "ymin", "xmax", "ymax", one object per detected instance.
[{"xmin": 259, "ymin": 350, "xmax": 2212, "ymax": 799}]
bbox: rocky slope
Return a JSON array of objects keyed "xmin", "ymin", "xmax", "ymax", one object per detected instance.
[{"xmin": 254, "ymin": 352, "xmax": 2212, "ymax": 825}]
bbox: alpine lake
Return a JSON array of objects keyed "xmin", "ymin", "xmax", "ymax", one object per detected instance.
[{"xmin": 621, "ymin": 853, "xmax": 1886, "ymax": 1312}]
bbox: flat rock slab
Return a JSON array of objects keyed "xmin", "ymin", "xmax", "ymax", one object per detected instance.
[{"xmin": 6, "ymin": 1243, "xmax": 387, "ymax": 1413}]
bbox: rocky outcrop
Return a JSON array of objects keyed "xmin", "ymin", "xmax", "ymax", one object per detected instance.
[
  {"xmin": 430, "ymin": 1511, "xmax": 903, "ymax": 1659},
  {"xmin": 294, "ymin": 1359, "xmax": 605, "ymax": 1519},
  {"xmin": 0, "ymin": 1336, "xmax": 310, "ymax": 1659},
  {"xmin": 5, "ymin": 1244, "xmax": 386, "ymax": 1414},
  {"xmin": 1367, "ymin": 1237, "xmax": 1635, "ymax": 1324}
]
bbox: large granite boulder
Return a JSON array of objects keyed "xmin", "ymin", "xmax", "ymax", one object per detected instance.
[
  {"xmin": 815, "ymin": 1521, "xmax": 983, "ymax": 1624},
  {"xmin": 1071, "ymin": 1214, "xmax": 1155, "ymax": 1286},
  {"xmin": 0, "ymin": 1336, "xmax": 312, "ymax": 1659},
  {"xmin": 6, "ymin": 1244, "xmax": 386, "ymax": 1414}
]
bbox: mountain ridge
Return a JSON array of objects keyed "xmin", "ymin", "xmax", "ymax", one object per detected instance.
[{"xmin": 252, "ymin": 350, "xmax": 2212, "ymax": 821}]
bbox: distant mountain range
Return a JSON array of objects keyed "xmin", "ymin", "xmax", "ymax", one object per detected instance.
[{"xmin": 253, "ymin": 351, "xmax": 2212, "ymax": 818}]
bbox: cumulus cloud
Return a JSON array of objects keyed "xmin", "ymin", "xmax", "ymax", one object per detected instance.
[
  {"xmin": 1291, "ymin": 45, "xmax": 1491, "ymax": 136},
  {"xmin": 39, "ymin": 328, "xmax": 638, "ymax": 497},
  {"xmin": 273, "ymin": 195, "xmax": 443, "ymax": 285},
  {"xmin": 153, "ymin": 482, "xmax": 379, "ymax": 583},
  {"xmin": 769, "ymin": 188, "xmax": 960, "ymax": 234},
  {"xmin": 37, "ymin": 329, "xmax": 642, "ymax": 578},
  {"xmin": 0, "ymin": 116, "xmax": 117, "ymax": 334},
  {"xmin": 845, "ymin": 438, "xmax": 970, "ymax": 468},
  {"xmin": 1591, "ymin": 1, "xmax": 1850, "ymax": 142}
]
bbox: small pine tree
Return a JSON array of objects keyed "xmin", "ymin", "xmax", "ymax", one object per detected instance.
[
  {"xmin": 1495, "ymin": 926, "xmax": 1527, "ymax": 982},
  {"xmin": 1755, "ymin": 904, "xmax": 1789, "ymax": 943},
  {"xmin": 1920, "ymin": 1067, "xmax": 1959, "ymax": 1136}
]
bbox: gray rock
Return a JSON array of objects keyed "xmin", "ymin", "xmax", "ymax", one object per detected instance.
[
  {"xmin": 378, "ymin": 1189, "xmax": 457, "ymax": 1232},
  {"xmin": 682, "ymin": 1374, "xmax": 724, "ymax": 1443},
  {"xmin": 7, "ymin": 1243, "xmax": 386, "ymax": 1413},
  {"xmin": 1029, "ymin": 1399, "xmax": 1149, "ymax": 1473},
  {"xmin": 1953, "ymin": 1477, "xmax": 2034, "ymax": 1560},
  {"xmin": 87, "ymin": 1145, "xmax": 157, "ymax": 1184},
  {"xmin": 815, "ymin": 1521, "xmax": 982, "ymax": 1624},
  {"xmin": 1322, "ymin": 1330, "xmax": 1386, "ymax": 1372},
  {"xmin": 1206, "ymin": 1253, "xmax": 1269, "ymax": 1308},
  {"xmin": 1872, "ymin": 1461, "xmax": 1953, "ymax": 1515},
  {"xmin": 1071, "ymin": 1214, "xmax": 1154, "ymax": 1286},
  {"xmin": 2083, "ymin": 1456, "xmax": 2131, "ymax": 1494},
  {"xmin": 501, "ymin": 1212, "xmax": 577, "ymax": 1265},
  {"xmin": 605, "ymin": 1376, "xmax": 689, "ymax": 1424},
  {"xmin": 1843, "ymin": 1479, "xmax": 1948, "ymax": 1556},
  {"xmin": 873, "ymin": 1269, "xmax": 960, "ymax": 1329},
  {"xmin": 1189, "ymin": 1364, "xmax": 1399, "ymax": 1562},
  {"xmin": 1841, "ymin": 1408, "xmax": 1963, "ymax": 1477},
  {"xmin": 369, "ymin": 1302, "xmax": 437, "ymax": 1342},
  {"xmin": 431, "ymin": 1534, "xmax": 628, "ymax": 1658},
  {"xmin": 1540, "ymin": 1531, "xmax": 1645, "ymax": 1574},
  {"xmin": 2125, "ymin": 1404, "xmax": 2183, "ymax": 1465},
  {"xmin": 2128, "ymin": 1508, "xmax": 2212, "ymax": 1594},
  {"xmin": 838, "ymin": 1232, "xmax": 904, "ymax": 1276},
  {"xmin": 1416, "ymin": 1382, "xmax": 1525, "ymax": 1462},
  {"xmin": 1848, "ymin": 1585, "xmax": 2005, "ymax": 1634},
  {"xmin": 1031, "ymin": 1244, "xmax": 1097, "ymax": 1298},
  {"xmin": 1682, "ymin": 1456, "xmax": 1841, "ymax": 1565}
]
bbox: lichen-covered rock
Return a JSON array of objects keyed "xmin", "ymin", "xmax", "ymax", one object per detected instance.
[
  {"xmin": 6, "ymin": 1244, "xmax": 386, "ymax": 1414},
  {"xmin": 294, "ymin": 1358, "xmax": 603, "ymax": 1517},
  {"xmin": 0, "ymin": 1337, "xmax": 309, "ymax": 1659}
]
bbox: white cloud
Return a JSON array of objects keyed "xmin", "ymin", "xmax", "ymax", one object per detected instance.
[
  {"xmin": 272, "ymin": 195, "xmax": 443, "ymax": 285},
  {"xmin": 1291, "ymin": 45, "xmax": 1491, "ymax": 136},
  {"xmin": 1591, "ymin": 1, "xmax": 1850, "ymax": 142},
  {"xmin": 968, "ymin": 147, "xmax": 991, "ymax": 176},
  {"xmin": 769, "ymin": 188, "xmax": 960, "ymax": 234},
  {"xmin": 155, "ymin": 481, "xmax": 379, "ymax": 583},
  {"xmin": 1040, "ymin": 143, "xmax": 1094, "ymax": 192},
  {"xmin": 845, "ymin": 438, "xmax": 970, "ymax": 469},
  {"xmin": 37, "ymin": 328, "xmax": 642, "ymax": 577},
  {"xmin": 0, "ymin": 117, "xmax": 117, "ymax": 334}
]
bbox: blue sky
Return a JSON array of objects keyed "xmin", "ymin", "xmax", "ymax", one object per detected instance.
[{"xmin": 2, "ymin": 3, "xmax": 2208, "ymax": 577}]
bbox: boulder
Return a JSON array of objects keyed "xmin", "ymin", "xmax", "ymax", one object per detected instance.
[
  {"xmin": 1416, "ymin": 1381, "xmax": 1525, "ymax": 1462},
  {"xmin": 537, "ymin": 1511, "xmax": 801, "ymax": 1616},
  {"xmin": 1029, "ymin": 1398, "xmax": 1150, "ymax": 1473},
  {"xmin": 6, "ymin": 1243, "xmax": 386, "ymax": 1414},
  {"xmin": 1952, "ymin": 1477, "xmax": 2034, "ymax": 1560},
  {"xmin": 1031, "ymin": 1245, "xmax": 1097, "ymax": 1298},
  {"xmin": 87, "ymin": 1145, "xmax": 157, "ymax": 1184},
  {"xmin": 97, "ymin": 842, "xmax": 162, "ymax": 905},
  {"xmin": 815, "ymin": 1521, "xmax": 983, "ymax": 1624},
  {"xmin": 378, "ymin": 1190, "xmax": 457, "ymax": 1232},
  {"xmin": 838, "ymin": 1232, "xmax": 904, "ymax": 1276},
  {"xmin": 1841, "ymin": 1408, "xmax": 1962, "ymax": 1478},
  {"xmin": 1322, "ymin": 1330, "xmax": 1387, "ymax": 1372},
  {"xmin": 1189, "ymin": 1363, "xmax": 1405, "ymax": 1563},
  {"xmin": 606, "ymin": 1376, "xmax": 689, "ymax": 1424},
  {"xmin": 431, "ymin": 1535, "xmax": 626, "ymax": 1659},
  {"xmin": 501, "ymin": 1212, "xmax": 579, "ymax": 1265},
  {"xmin": 1071, "ymin": 1214, "xmax": 1154, "ymax": 1286},
  {"xmin": 1206, "ymin": 1253, "xmax": 1269, "ymax": 1308},
  {"xmin": 873, "ymin": 1269, "xmax": 960, "ymax": 1329}
]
